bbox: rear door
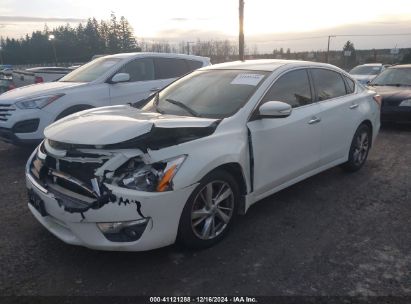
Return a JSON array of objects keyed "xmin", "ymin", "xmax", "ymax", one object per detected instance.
[
  {"xmin": 311, "ymin": 68, "xmax": 363, "ymax": 166},
  {"xmin": 247, "ymin": 68, "xmax": 322, "ymax": 198}
]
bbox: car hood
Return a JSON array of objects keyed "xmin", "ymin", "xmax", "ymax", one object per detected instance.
[
  {"xmin": 44, "ymin": 105, "xmax": 220, "ymax": 147},
  {"xmin": 368, "ymin": 85, "xmax": 411, "ymax": 100},
  {"xmin": 0, "ymin": 81, "xmax": 85, "ymax": 102}
]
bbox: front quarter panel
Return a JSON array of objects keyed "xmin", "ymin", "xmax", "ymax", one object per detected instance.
[{"xmin": 148, "ymin": 125, "xmax": 251, "ymax": 193}]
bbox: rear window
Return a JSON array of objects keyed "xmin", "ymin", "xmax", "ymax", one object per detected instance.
[
  {"xmin": 186, "ymin": 60, "xmax": 204, "ymax": 71},
  {"xmin": 350, "ymin": 65, "xmax": 381, "ymax": 75},
  {"xmin": 343, "ymin": 75, "xmax": 355, "ymax": 93},
  {"xmin": 311, "ymin": 69, "xmax": 347, "ymax": 101}
]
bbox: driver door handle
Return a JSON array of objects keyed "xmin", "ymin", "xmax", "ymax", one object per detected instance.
[
  {"xmin": 150, "ymin": 87, "xmax": 160, "ymax": 92},
  {"xmin": 349, "ymin": 103, "xmax": 359, "ymax": 109},
  {"xmin": 308, "ymin": 116, "xmax": 321, "ymax": 124}
]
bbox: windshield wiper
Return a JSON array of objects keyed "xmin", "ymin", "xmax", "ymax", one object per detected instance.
[
  {"xmin": 131, "ymin": 91, "xmax": 162, "ymax": 111},
  {"xmin": 165, "ymin": 98, "xmax": 200, "ymax": 117}
]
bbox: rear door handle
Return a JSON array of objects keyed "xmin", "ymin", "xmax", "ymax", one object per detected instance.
[
  {"xmin": 308, "ymin": 117, "xmax": 321, "ymax": 124},
  {"xmin": 349, "ymin": 103, "xmax": 359, "ymax": 109}
]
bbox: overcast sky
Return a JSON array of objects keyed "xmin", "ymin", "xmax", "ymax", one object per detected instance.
[{"xmin": 1, "ymin": 0, "xmax": 411, "ymax": 52}]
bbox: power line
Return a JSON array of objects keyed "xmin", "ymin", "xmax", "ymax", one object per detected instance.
[{"xmin": 255, "ymin": 33, "xmax": 411, "ymax": 44}]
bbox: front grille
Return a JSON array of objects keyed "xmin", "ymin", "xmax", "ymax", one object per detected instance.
[
  {"xmin": 30, "ymin": 142, "xmax": 109, "ymax": 199},
  {"xmin": 0, "ymin": 104, "xmax": 15, "ymax": 122}
]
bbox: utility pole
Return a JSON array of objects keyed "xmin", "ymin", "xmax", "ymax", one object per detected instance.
[
  {"xmin": 239, "ymin": 0, "xmax": 245, "ymax": 61},
  {"xmin": 326, "ymin": 35, "xmax": 335, "ymax": 63}
]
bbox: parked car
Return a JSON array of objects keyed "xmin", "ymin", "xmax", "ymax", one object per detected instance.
[
  {"xmin": 349, "ymin": 63, "xmax": 389, "ymax": 85},
  {"xmin": 0, "ymin": 64, "xmax": 13, "ymax": 71},
  {"xmin": 368, "ymin": 64, "xmax": 411, "ymax": 123},
  {"xmin": 25, "ymin": 59, "xmax": 380, "ymax": 251},
  {"xmin": 0, "ymin": 53, "xmax": 210, "ymax": 145},
  {"xmin": 0, "ymin": 74, "xmax": 15, "ymax": 94},
  {"xmin": 12, "ymin": 67, "xmax": 75, "ymax": 88}
]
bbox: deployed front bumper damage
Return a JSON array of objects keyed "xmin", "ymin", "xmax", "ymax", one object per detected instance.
[{"xmin": 25, "ymin": 141, "xmax": 197, "ymax": 251}]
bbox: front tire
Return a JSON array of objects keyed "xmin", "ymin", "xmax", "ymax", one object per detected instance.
[
  {"xmin": 177, "ymin": 170, "xmax": 239, "ymax": 249},
  {"xmin": 341, "ymin": 124, "xmax": 371, "ymax": 172}
]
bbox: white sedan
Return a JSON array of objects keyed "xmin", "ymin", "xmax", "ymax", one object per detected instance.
[{"xmin": 25, "ymin": 60, "xmax": 381, "ymax": 251}]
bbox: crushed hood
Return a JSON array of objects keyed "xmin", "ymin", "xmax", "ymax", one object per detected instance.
[
  {"xmin": 0, "ymin": 81, "xmax": 85, "ymax": 103},
  {"xmin": 45, "ymin": 105, "xmax": 219, "ymax": 148}
]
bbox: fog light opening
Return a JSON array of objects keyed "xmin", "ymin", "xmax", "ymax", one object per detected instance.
[{"xmin": 97, "ymin": 218, "xmax": 150, "ymax": 242}]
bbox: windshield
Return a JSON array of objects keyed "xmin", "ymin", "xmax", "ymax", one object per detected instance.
[
  {"xmin": 59, "ymin": 57, "xmax": 121, "ymax": 82},
  {"xmin": 350, "ymin": 65, "xmax": 381, "ymax": 75},
  {"xmin": 142, "ymin": 69, "xmax": 268, "ymax": 118},
  {"xmin": 370, "ymin": 68, "xmax": 411, "ymax": 86}
]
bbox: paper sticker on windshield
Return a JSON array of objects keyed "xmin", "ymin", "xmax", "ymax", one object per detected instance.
[{"xmin": 231, "ymin": 74, "xmax": 264, "ymax": 86}]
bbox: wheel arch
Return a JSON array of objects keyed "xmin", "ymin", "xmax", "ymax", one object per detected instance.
[
  {"xmin": 359, "ymin": 119, "xmax": 373, "ymax": 147},
  {"xmin": 201, "ymin": 162, "xmax": 248, "ymax": 215},
  {"xmin": 55, "ymin": 104, "xmax": 95, "ymax": 121}
]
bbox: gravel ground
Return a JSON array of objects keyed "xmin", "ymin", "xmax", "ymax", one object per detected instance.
[{"xmin": 0, "ymin": 125, "xmax": 410, "ymax": 297}]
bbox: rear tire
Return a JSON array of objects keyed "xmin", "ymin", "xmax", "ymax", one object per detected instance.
[
  {"xmin": 177, "ymin": 170, "xmax": 239, "ymax": 249},
  {"xmin": 341, "ymin": 124, "xmax": 371, "ymax": 172}
]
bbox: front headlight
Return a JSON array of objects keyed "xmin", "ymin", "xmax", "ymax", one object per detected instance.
[
  {"xmin": 15, "ymin": 94, "xmax": 65, "ymax": 109},
  {"xmin": 399, "ymin": 99, "xmax": 411, "ymax": 107},
  {"xmin": 116, "ymin": 155, "xmax": 187, "ymax": 192}
]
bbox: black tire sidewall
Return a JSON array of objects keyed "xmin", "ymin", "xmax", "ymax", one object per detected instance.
[{"xmin": 177, "ymin": 169, "xmax": 240, "ymax": 249}]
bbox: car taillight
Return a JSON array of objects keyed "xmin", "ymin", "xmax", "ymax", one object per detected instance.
[
  {"xmin": 35, "ymin": 76, "xmax": 44, "ymax": 83},
  {"xmin": 373, "ymin": 94, "xmax": 382, "ymax": 107}
]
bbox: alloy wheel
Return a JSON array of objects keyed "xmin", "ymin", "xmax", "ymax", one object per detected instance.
[
  {"xmin": 353, "ymin": 131, "xmax": 369, "ymax": 166},
  {"xmin": 190, "ymin": 181, "xmax": 235, "ymax": 240}
]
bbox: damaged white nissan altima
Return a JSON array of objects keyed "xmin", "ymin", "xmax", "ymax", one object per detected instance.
[{"xmin": 25, "ymin": 60, "xmax": 381, "ymax": 251}]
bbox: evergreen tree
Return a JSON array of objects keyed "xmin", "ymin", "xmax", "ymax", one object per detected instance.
[
  {"xmin": 119, "ymin": 16, "xmax": 136, "ymax": 51},
  {"xmin": 0, "ymin": 13, "xmax": 139, "ymax": 64}
]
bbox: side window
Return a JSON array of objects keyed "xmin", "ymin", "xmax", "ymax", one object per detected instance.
[
  {"xmin": 311, "ymin": 69, "xmax": 347, "ymax": 101},
  {"xmin": 119, "ymin": 58, "xmax": 154, "ymax": 82},
  {"xmin": 262, "ymin": 69, "xmax": 312, "ymax": 108},
  {"xmin": 154, "ymin": 58, "xmax": 189, "ymax": 79},
  {"xmin": 186, "ymin": 60, "xmax": 203, "ymax": 71},
  {"xmin": 343, "ymin": 75, "xmax": 355, "ymax": 94}
]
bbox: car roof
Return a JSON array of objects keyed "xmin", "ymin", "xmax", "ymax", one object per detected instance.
[
  {"xmin": 201, "ymin": 59, "xmax": 339, "ymax": 72},
  {"xmin": 104, "ymin": 52, "xmax": 210, "ymax": 62}
]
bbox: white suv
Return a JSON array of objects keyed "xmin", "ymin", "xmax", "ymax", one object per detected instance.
[
  {"xmin": 0, "ymin": 53, "xmax": 210, "ymax": 145},
  {"xmin": 26, "ymin": 60, "xmax": 380, "ymax": 251}
]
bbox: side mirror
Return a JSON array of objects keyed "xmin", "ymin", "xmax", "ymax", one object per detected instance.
[
  {"xmin": 258, "ymin": 101, "xmax": 292, "ymax": 118},
  {"xmin": 111, "ymin": 73, "xmax": 130, "ymax": 83}
]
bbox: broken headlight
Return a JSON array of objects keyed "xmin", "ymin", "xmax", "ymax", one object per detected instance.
[{"xmin": 117, "ymin": 155, "xmax": 186, "ymax": 192}]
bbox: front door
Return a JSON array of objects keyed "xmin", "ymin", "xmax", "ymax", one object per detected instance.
[
  {"xmin": 109, "ymin": 58, "xmax": 164, "ymax": 105},
  {"xmin": 247, "ymin": 69, "xmax": 322, "ymax": 198}
]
